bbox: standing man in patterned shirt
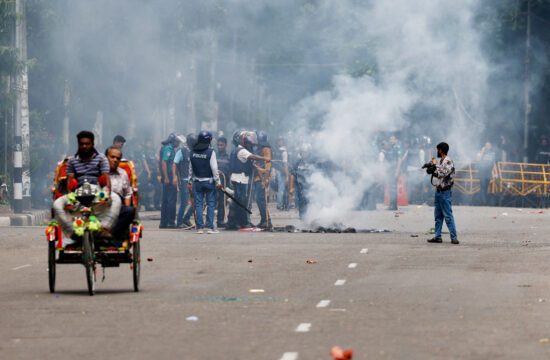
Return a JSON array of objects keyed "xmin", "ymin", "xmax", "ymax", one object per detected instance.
[{"xmin": 428, "ymin": 142, "xmax": 459, "ymax": 245}]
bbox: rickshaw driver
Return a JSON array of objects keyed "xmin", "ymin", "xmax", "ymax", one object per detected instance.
[
  {"xmin": 52, "ymin": 131, "xmax": 121, "ymax": 246},
  {"xmin": 105, "ymin": 146, "xmax": 136, "ymax": 242}
]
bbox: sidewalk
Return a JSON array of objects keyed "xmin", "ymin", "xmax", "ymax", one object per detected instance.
[{"xmin": 0, "ymin": 208, "xmax": 50, "ymax": 226}]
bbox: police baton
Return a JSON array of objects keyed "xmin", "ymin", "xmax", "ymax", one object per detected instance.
[{"xmin": 218, "ymin": 187, "xmax": 252, "ymax": 214}]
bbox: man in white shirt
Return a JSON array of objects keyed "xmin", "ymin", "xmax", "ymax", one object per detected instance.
[
  {"xmin": 106, "ymin": 146, "xmax": 135, "ymax": 241},
  {"xmin": 226, "ymin": 131, "xmax": 270, "ymax": 230}
]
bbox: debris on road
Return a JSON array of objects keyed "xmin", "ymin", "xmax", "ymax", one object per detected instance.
[
  {"xmin": 410, "ymin": 234, "xmax": 419, "ymax": 237},
  {"xmin": 306, "ymin": 259, "xmax": 317, "ymax": 264},
  {"xmin": 518, "ymin": 284, "xmax": 532, "ymax": 287},
  {"xmin": 538, "ymin": 210, "xmax": 544, "ymax": 214},
  {"xmin": 539, "ymin": 338, "xmax": 549, "ymax": 343},
  {"xmin": 249, "ymin": 289, "xmax": 264, "ymax": 293},
  {"xmin": 147, "ymin": 258, "xmax": 153, "ymax": 262},
  {"xmin": 185, "ymin": 316, "xmax": 198, "ymax": 322},
  {"xmin": 248, "ymin": 259, "xmax": 253, "ymax": 263},
  {"xmin": 330, "ymin": 346, "xmax": 354, "ymax": 360}
]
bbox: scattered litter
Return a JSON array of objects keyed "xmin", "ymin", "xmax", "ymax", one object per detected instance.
[
  {"xmin": 518, "ymin": 284, "xmax": 532, "ymax": 287},
  {"xmin": 185, "ymin": 316, "xmax": 199, "ymax": 322},
  {"xmin": 502, "ymin": 212, "xmax": 508, "ymax": 216},
  {"xmin": 395, "ymin": 211, "xmax": 404, "ymax": 215},
  {"xmin": 516, "ymin": 209, "xmax": 523, "ymax": 212},
  {"xmin": 417, "ymin": 205, "xmax": 423, "ymax": 208},
  {"xmin": 330, "ymin": 346, "xmax": 354, "ymax": 360},
  {"xmin": 522, "ymin": 240, "xmax": 531, "ymax": 246},
  {"xmin": 217, "ymin": 256, "xmax": 220, "ymax": 260},
  {"xmin": 249, "ymin": 289, "xmax": 264, "ymax": 293},
  {"xmin": 539, "ymin": 338, "xmax": 549, "ymax": 343},
  {"xmin": 410, "ymin": 234, "xmax": 419, "ymax": 237},
  {"xmin": 147, "ymin": 258, "xmax": 153, "ymax": 262},
  {"xmin": 427, "ymin": 227, "xmax": 435, "ymax": 234},
  {"xmin": 539, "ymin": 298, "xmax": 546, "ymax": 303},
  {"xmin": 248, "ymin": 259, "xmax": 253, "ymax": 263},
  {"xmin": 329, "ymin": 308, "xmax": 347, "ymax": 312},
  {"xmin": 306, "ymin": 259, "xmax": 317, "ymax": 264},
  {"xmin": 239, "ymin": 227, "xmax": 263, "ymax": 232},
  {"xmin": 492, "ymin": 216, "xmax": 496, "ymax": 219},
  {"xmin": 538, "ymin": 210, "xmax": 544, "ymax": 214},
  {"xmin": 56, "ymin": 295, "xmax": 60, "ymax": 298}
]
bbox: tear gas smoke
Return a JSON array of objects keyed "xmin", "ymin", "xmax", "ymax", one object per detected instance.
[{"xmin": 288, "ymin": 0, "xmax": 491, "ymax": 228}]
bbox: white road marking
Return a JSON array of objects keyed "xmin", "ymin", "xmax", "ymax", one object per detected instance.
[
  {"xmin": 329, "ymin": 308, "xmax": 347, "ymax": 312},
  {"xmin": 12, "ymin": 264, "xmax": 31, "ymax": 271},
  {"xmin": 348, "ymin": 263, "xmax": 358, "ymax": 269},
  {"xmin": 248, "ymin": 289, "xmax": 264, "ymax": 293},
  {"xmin": 280, "ymin": 352, "xmax": 298, "ymax": 360},
  {"xmin": 334, "ymin": 279, "xmax": 346, "ymax": 286},
  {"xmin": 360, "ymin": 248, "xmax": 368, "ymax": 254},
  {"xmin": 316, "ymin": 300, "xmax": 331, "ymax": 308},
  {"xmin": 295, "ymin": 323, "xmax": 311, "ymax": 332}
]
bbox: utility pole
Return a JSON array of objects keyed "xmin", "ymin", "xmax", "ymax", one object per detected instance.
[
  {"xmin": 13, "ymin": 0, "xmax": 30, "ymax": 212},
  {"xmin": 63, "ymin": 80, "xmax": 70, "ymax": 157},
  {"xmin": 523, "ymin": 0, "xmax": 531, "ymax": 163},
  {"xmin": 207, "ymin": 38, "xmax": 219, "ymax": 132},
  {"xmin": 229, "ymin": 29, "xmax": 238, "ymax": 122},
  {"xmin": 189, "ymin": 58, "xmax": 197, "ymax": 133}
]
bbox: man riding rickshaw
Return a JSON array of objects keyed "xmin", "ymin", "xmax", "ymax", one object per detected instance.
[{"xmin": 47, "ymin": 130, "xmax": 142, "ymax": 295}]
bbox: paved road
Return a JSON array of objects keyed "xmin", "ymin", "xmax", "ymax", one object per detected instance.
[{"xmin": 2, "ymin": 206, "xmax": 550, "ymax": 359}]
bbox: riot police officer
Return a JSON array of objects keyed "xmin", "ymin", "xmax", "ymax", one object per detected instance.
[
  {"xmin": 289, "ymin": 143, "xmax": 315, "ymax": 221},
  {"xmin": 187, "ymin": 131, "xmax": 223, "ymax": 233},
  {"xmin": 216, "ymin": 137, "xmax": 230, "ymax": 227},
  {"xmin": 159, "ymin": 133, "xmax": 181, "ymax": 228},
  {"xmin": 173, "ymin": 134, "xmax": 193, "ymax": 228},
  {"xmin": 226, "ymin": 131, "xmax": 270, "ymax": 230},
  {"xmin": 253, "ymin": 131, "xmax": 272, "ymax": 229}
]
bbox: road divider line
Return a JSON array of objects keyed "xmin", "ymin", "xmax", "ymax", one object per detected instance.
[
  {"xmin": 295, "ymin": 323, "xmax": 311, "ymax": 332},
  {"xmin": 280, "ymin": 352, "xmax": 298, "ymax": 360},
  {"xmin": 316, "ymin": 300, "xmax": 331, "ymax": 308},
  {"xmin": 12, "ymin": 264, "xmax": 31, "ymax": 271},
  {"xmin": 348, "ymin": 263, "xmax": 358, "ymax": 269},
  {"xmin": 360, "ymin": 248, "xmax": 368, "ymax": 254},
  {"xmin": 334, "ymin": 279, "xmax": 346, "ymax": 286}
]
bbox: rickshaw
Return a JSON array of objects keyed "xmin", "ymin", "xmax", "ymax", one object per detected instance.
[{"xmin": 45, "ymin": 158, "xmax": 143, "ymax": 296}]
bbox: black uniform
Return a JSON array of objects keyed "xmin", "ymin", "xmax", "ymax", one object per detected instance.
[{"xmin": 226, "ymin": 146, "xmax": 254, "ymax": 229}]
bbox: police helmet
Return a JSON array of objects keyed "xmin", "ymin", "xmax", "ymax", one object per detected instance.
[
  {"xmin": 256, "ymin": 130, "xmax": 268, "ymax": 146},
  {"xmin": 241, "ymin": 131, "xmax": 258, "ymax": 148},
  {"xmin": 194, "ymin": 130, "xmax": 212, "ymax": 151},
  {"xmin": 162, "ymin": 132, "xmax": 181, "ymax": 145},
  {"xmin": 186, "ymin": 133, "xmax": 197, "ymax": 149},
  {"xmin": 232, "ymin": 129, "xmax": 245, "ymax": 146}
]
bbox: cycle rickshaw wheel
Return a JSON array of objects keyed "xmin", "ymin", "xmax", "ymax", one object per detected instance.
[
  {"xmin": 48, "ymin": 241, "xmax": 56, "ymax": 293},
  {"xmin": 83, "ymin": 231, "xmax": 95, "ymax": 296},
  {"xmin": 133, "ymin": 241, "xmax": 140, "ymax": 292}
]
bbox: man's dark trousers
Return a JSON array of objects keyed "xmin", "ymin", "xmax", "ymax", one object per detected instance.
[
  {"xmin": 254, "ymin": 181, "xmax": 271, "ymax": 226},
  {"xmin": 111, "ymin": 205, "xmax": 135, "ymax": 239},
  {"xmin": 227, "ymin": 183, "xmax": 248, "ymax": 228},
  {"xmin": 160, "ymin": 183, "xmax": 177, "ymax": 227},
  {"xmin": 177, "ymin": 183, "xmax": 190, "ymax": 226}
]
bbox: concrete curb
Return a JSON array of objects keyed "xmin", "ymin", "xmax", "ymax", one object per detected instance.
[{"xmin": 0, "ymin": 209, "xmax": 51, "ymax": 226}]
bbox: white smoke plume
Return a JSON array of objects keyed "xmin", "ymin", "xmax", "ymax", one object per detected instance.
[{"xmin": 288, "ymin": 0, "xmax": 491, "ymax": 228}]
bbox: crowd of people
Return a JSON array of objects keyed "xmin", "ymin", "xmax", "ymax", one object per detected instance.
[{"xmin": 43, "ymin": 127, "xmax": 550, "ymax": 244}]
